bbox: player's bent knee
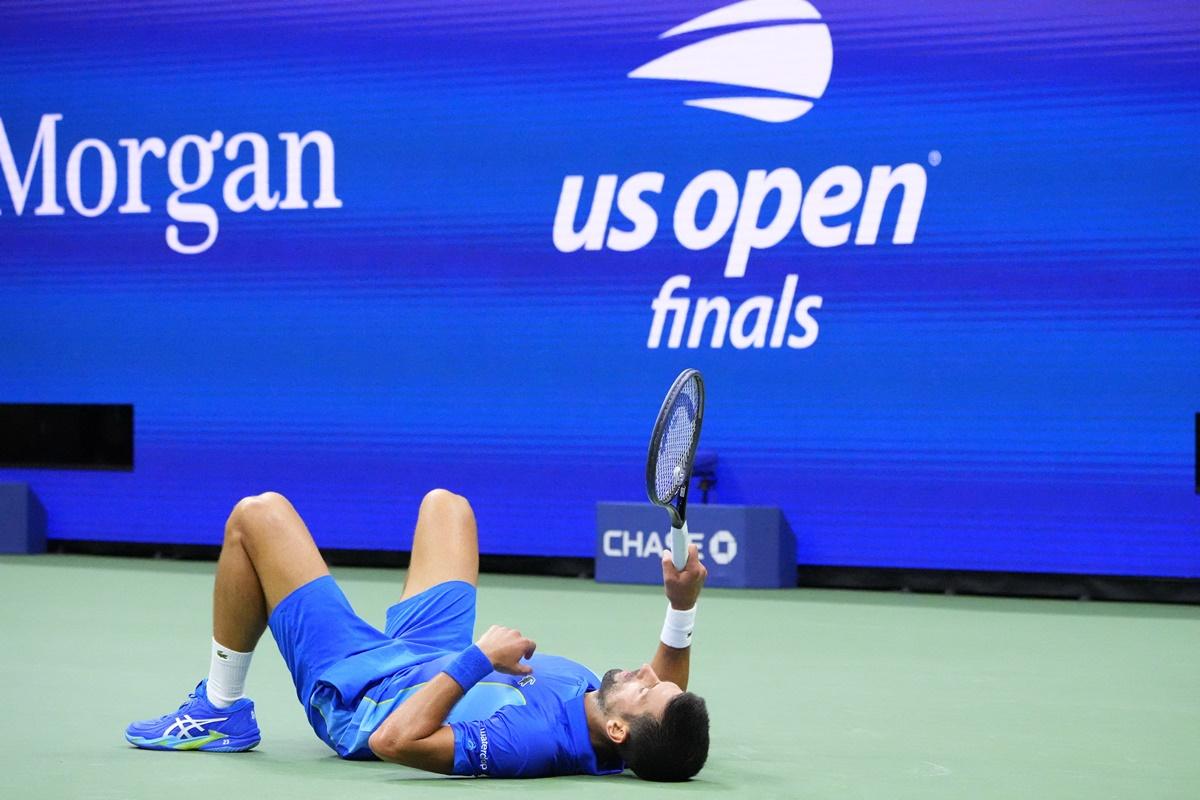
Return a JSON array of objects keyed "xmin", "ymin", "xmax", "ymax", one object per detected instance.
[
  {"xmin": 254, "ymin": 491, "xmax": 294, "ymax": 510},
  {"xmin": 421, "ymin": 487, "xmax": 459, "ymax": 506},
  {"xmin": 229, "ymin": 491, "xmax": 294, "ymax": 541},
  {"xmin": 420, "ymin": 488, "xmax": 472, "ymax": 518},
  {"xmin": 224, "ymin": 496, "xmax": 258, "ymax": 545}
]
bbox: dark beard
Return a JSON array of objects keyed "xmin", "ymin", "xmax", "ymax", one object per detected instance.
[{"xmin": 596, "ymin": 668, "xmax": 622, "ymax": 712}]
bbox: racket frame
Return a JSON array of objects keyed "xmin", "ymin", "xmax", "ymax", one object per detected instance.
[{"xmin": 645, "ymin": 369, "xmax": 705, "ymax": 570}]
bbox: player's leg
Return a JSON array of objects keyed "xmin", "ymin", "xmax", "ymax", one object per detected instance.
[
  {"xmin": 379, "ymin": 489, "xmax": 481, "ymax": 652},
  {"xmin": 400, "ymin": 488, "xmax": 479, "ymax": 601},
  {"xmin": 213, "ymin": 491, "xmax": 330, "ymax": 650},
  {"xmin": 206, "ymin": 491, "xmax": 335, "ymax": 710},
  {"xmin": 125, "ymin": 491, "xmax": 331, "ymax": 752}
]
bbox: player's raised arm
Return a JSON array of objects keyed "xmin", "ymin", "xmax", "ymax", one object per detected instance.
[
  {"xmin": 650, "ymin": 543, "xmax": 707, "ymax": 690},
  {"xmin": 368, "ymin": 625, "xmax": 536, "ymax": 772}
]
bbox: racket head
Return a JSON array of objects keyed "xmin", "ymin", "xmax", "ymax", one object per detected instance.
[{"xmin": 646, "ymin": 369, "xmax": 706, "ymax": 513}]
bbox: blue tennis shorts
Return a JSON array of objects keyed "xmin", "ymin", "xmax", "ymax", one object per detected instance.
[{"xmin": 267, "ymin": 575, "xmax": 477, "ymax": 750}]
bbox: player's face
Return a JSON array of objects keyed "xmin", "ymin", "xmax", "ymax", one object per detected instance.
[{"xmin": 597, "ymin": 663, "xmax": 682, "ymax": 721}]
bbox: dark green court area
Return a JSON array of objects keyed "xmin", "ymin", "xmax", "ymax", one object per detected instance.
[{"xmin": 2, "ymin": 555, "xmax": 1196, "ymax": 799}]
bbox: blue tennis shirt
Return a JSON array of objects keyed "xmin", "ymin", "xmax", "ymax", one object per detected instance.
[
  {"xmin": 273, "ymin": 577, "xmax": 624, "ymax": 777},
  {"xmin": 316, "ymin": 651, "xmax": 622, "ymax": 777}
]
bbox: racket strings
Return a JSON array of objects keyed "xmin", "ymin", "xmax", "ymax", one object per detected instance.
[{"xmin": 654, "ymin": 377, "xmax": 700, "ymax": 501}]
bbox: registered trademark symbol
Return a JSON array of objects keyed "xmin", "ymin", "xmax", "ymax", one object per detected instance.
[{"xmin": 928, "ymin": 150, "xmax": 942, "ymax": 167}]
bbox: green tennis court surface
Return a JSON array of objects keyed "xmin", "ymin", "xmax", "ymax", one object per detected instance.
[{"xmin": 2, "ymin": 555, "xmax": 1196, "ymax": 799}]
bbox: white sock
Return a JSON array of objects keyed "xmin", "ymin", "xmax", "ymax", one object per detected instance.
[{"xmin": 206, "ymin": 638, "xmax": 253, "ymax": 708}]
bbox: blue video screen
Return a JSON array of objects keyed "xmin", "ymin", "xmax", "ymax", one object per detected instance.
[{"xmin": 1, "ymin": 1, "xmax": 1197, "ymax": 577}]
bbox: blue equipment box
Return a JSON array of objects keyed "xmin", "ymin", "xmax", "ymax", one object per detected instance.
[
  {"xmin": 595, "ymin": 502, "xmax": 795, "ymax": 588},
  {"xmin": 0, "ymin": 482, "xmax": 47, "ymax": 554}
]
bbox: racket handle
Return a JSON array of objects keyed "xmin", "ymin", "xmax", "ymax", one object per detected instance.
[{"xmin": 671, "ymin": 522, "xmax": 689, "ymax": 571}]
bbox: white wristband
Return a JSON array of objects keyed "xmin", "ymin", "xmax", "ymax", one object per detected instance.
[{"xmin": 660, "ymin": 602, "xmax": 696, "ymax": 649}]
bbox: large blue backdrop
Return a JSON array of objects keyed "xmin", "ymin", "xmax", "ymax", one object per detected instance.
[{"xmin": 2, "ymin": 1, "xmax": 1197, "ymax": 576}]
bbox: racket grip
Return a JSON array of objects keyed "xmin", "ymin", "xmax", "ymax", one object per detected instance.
[{"xmin": 670, "ymin": 522, "xmax": 689, "ymax": 571}]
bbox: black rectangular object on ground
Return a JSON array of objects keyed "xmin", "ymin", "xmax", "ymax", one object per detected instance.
[{"xmin": 0, "ymin": 403, "xmax": 133, "ymax": 470}]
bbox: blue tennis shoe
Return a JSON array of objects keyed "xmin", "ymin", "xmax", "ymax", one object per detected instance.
[{"xmin": 125, "ymin": 680, "xmax": 260, "ymax": 752}]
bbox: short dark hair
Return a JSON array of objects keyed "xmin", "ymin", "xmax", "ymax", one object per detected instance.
[{"xmin": 617, "ymin": 692, "xmax": 709, "ymax": 781}]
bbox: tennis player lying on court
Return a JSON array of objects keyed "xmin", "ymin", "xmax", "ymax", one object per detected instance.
[{"xmin": 125, "ymin": 489, "xmax": 710, "ymax": 781}]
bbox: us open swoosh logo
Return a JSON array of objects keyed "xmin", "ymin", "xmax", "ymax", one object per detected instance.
[{"xmin": 628, "ymin": 0, "xmax": 833, "ymax": 123}]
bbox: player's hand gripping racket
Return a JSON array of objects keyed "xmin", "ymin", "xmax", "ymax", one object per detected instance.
[{"xmin": 646, "ymin": 368, "xmax": 706, "ymax": 571}]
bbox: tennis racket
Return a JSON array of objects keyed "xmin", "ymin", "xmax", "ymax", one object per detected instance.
[{"xmin": 646, "ymin": 368, "xmax": 706, "ymax": 571}]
